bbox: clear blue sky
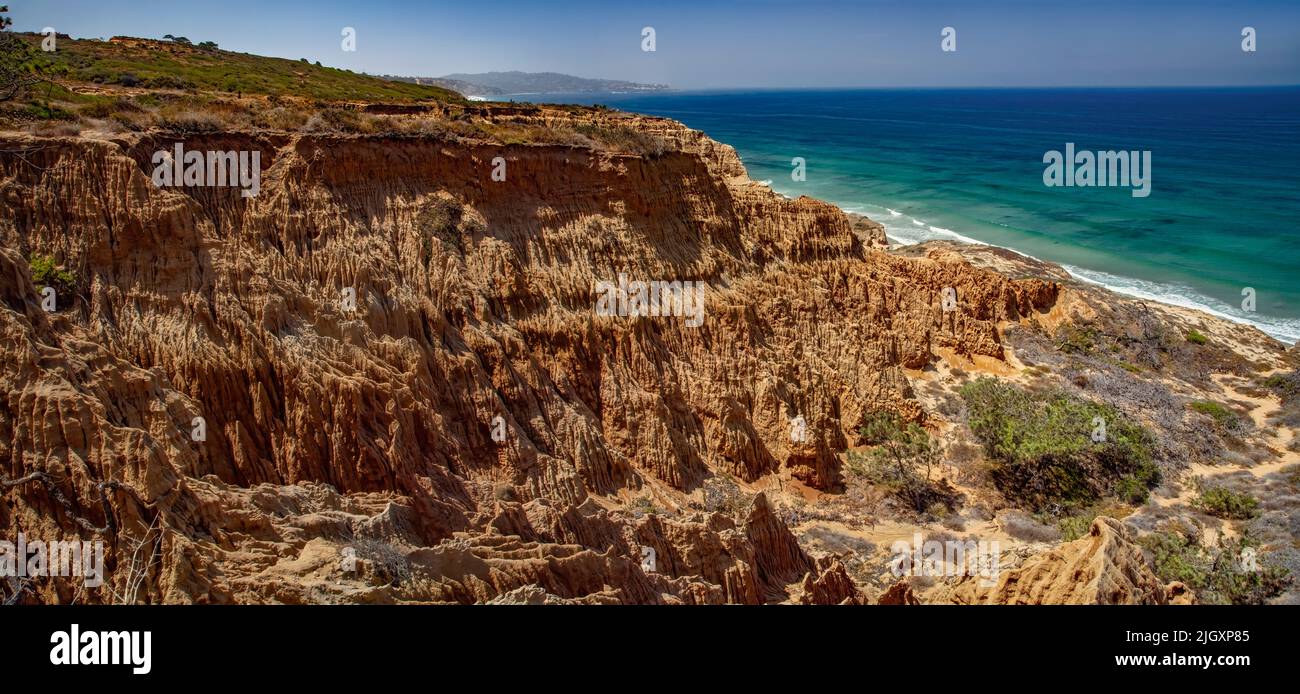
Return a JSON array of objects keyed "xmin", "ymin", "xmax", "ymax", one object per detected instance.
[{"xmin": 9, "ymin": 0, "xmax": 1300, "ymax": 88}]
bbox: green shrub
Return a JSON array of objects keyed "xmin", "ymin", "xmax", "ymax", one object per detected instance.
[
  {"xmin": 630, "ymin": 495, "xmax": 658, "ymax": 517},
  {"xmin": 1194, "ymin": 486, "xmax": 1259, "ymax": 520},
  {"xmin": 1188, "ymin": 400, "xmax": 1239, "ymax": 431},
  {"xmin": 1056, "ymin": 513, "xmax": 1094, "ymax": 542},
  {"xmin": 0, "ymin": 28, "xmax": 41, "ymax": 103},
  {"xmin": 959, "ymin": 378, "xmax": 1159, "ymax": 513},
  {"xmin": 1185, "ymin": 329, "xmax": 1208, "ymax": 345},
  {"xmin": 1054, "ymin": 324, "xmax": 1100, "ymax": 355},
  {"xmin": 24, "ymin": 102, "xmax": 74, "ymax": 120},
  {"xmin": 1262, "ymin": 371, "xmax": 1300, "ymax": 403},
  {"xmin": 1141, "ymin": 530, "xmax": 1290, "ymax": 605},
  {"xmin": 1051, "ymin": 500, "xmax": 1132, "ymax": 541},
  {"xmin": 846, "ymin": 411, "xmax": 959, "ymax": 515},
  {"xmin": 28, "ymin": 253, "xmax": 76, "ymax": 298}
]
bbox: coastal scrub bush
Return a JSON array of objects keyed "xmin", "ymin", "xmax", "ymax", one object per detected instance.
[
  {"xmin": 415, "ymin": 196, "xmax": 467, "ymax": 261},
  {"xmin": 1262, "ymin": 371, "xmax": 1300, "ymax": 402},
  {"xmin": 959, "ymin": 377, "xmax": 1160, "ymax": 513},
  {"xmin": 846, "ymin": 412, "xmax": 960, "ymax": 516},
  {"xmin": 77, "ymin": 96, "xmax": 138, "ymax": 119},
  {"xmin": 0, "ymin": 9, "xmax": 42, "ymax": 103},
  {"xmin": 1141, "ymin": 529, "xmax": 1290, "ymax": 605},
  {"xmin": 252, "ymin": 106, "xmax": 308, "ymax": 131},
  {"xmin": 998, "ymin": 510, "xmax": 1061, "ymax": 543},
  {"xmin": 1194, "ymin": 485, "xmax": 1259, "ymax": 520},
  {"xmin": 1184, "ymin": 329, "xmax": 1208, "ymax": 345},
  {"xmin": 701, "ymin": 475, "xmax": 753, "ymax": 519},
  {"xmin": 629, "ymin": 495, "xmax": 659, "ymax": 517},
  {"xmin": 23, "ymin": 100, "xmax": 76, "ymax": 120},
  {"xmin": 351, "ymin": 537, "xmax": 410, "ymax": 586},
  {"xmin": 300, "ymin": 107, "xmax": 374, "ymax": 134},
  {"xmin": 156, "ymin": 107, "xmax": 222, "ymax": 133},
  {"xmin": 1054, "ymin": 324, "xmax": 1100, "ymax": 355},
  {"xmin": 572, "ymin": 122, "xmax": 667, "ymax": 157},
  {"xmin": 1188, "ymin": 400, "xmax": 1244, "ymax": 434},
  {"xmin": 28, "ymin": 253, "xmax": 76, "ymax": 298},
  {"xmin": 1050, "ymin": 500, "xmax": 1133, "ymax": 541}
]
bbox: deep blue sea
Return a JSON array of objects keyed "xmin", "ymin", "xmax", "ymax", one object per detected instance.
[{"xmin": 513, "ymin": 88, "xmax": 1300, "ymax": 343}]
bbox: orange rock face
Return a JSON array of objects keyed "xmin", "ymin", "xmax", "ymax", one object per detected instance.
[
  {"xmin": 948, "ymin": 518, "xmax": 1195, "ymax": 605},
  {"xmin": 0, "ymin": 108, "xmax": 1056, "ymax": 603}
]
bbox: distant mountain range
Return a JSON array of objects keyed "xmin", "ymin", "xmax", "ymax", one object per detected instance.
[{"xmin": 381, "ymin": 71, "xmax": 671, "ymax": 97}]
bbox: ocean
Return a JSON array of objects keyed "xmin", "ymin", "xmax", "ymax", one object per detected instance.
[{"xmin": 515, "ymin": 88, "xmax": 1300, "ymax": 344}]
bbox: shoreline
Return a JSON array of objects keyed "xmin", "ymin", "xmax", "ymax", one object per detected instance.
[
  {"xmin": 829, "ymin": 202, "xmax": 1300, "ymax": 348},
  {"xmin": 576, "ymin": 88, "xmax": 1299, "ymax": 349}
]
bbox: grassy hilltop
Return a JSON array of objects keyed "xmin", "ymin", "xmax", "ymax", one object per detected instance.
[{"xmin": 26, "ymin": 34, "xmax": 462, "ymax": 102}]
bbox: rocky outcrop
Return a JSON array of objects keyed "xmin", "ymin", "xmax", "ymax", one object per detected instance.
[
  {"xmin": 948, "ymin": 517, "xmax": 1194, "ymax": 605},
  {"xmin": 848, "ymin": 213, "xmax": 889, "ymax": 248},
  {"xmin": 877, "ymin": 580, "xmax": 922, "ymax": 605},
  {"xmin": 0, "ymin": 103, "xmax": 1057, "ymax": 603}
]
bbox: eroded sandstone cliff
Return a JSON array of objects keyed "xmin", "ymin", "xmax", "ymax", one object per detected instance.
[
  {"xmin": 945, "ymin": 517, "xmax": 1193, "ymax": 605},
  {"xmin": 0, "ymin": 106, "xmax": 1058, "ymax": 603}
]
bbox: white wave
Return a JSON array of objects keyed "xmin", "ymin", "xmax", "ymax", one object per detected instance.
[
  {"xmin": 1061, "ymin": 265, "xmax": 1300, "ymax": 344},
  {"xmin": 928, "ymin": 225, "xmax": 990, "ymax": 246},
  {"xmin": 886, "ymin": 208, "xmax": 902, "ymax": 216},
  {"xmin": 758, "ymin": 179, "xmax": 773, "ymax": 187},
  {"xmin": 826, "ymin": 197, "xmax": 1297, "ymax": 345},
  {"xmin": 880, "ymin": 220, "xmax": 942, "ymax": 246}
]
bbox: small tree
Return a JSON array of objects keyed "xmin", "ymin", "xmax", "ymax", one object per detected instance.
[
  {"xmin": 847, "ymin": 412, "xmax": 957, "ymax": 515},
  {"xmin": 29, "ymin": 253, "xmax": 77, "ymax": 298},
  {"xmin": 0, "ymin": 5, "xmax": 42, "ymax": 102}
]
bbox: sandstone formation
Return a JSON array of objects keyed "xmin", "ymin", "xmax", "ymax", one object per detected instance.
[
  {"xmin": 876, "ymin": 580, "xmax": 921, "ymax": 605},
  {"xmin": 947, "ymin": 517, "xmax": 1194, "ymax": 605},
  {"xmin": 0, "ymin": 103, "xmax": 1058, "ymax": 603}
]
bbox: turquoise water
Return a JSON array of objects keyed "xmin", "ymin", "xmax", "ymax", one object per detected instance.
[{"xmin": 518, "ymin": 89, "xmax": 1300, "ymax": 343}]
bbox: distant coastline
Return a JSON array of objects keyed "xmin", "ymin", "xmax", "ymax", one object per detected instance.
[{"xmin": 381, "ymin": 71, "xmax": 670, "ymax": 99}]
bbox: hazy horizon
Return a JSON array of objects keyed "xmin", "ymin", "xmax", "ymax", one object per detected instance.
[{"xmin": 9, "ymin": 0, "xmax": 1299, "ymax": 90}]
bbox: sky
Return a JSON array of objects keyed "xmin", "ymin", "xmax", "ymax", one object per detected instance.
[{"xmin": 9, "ymin": 0, "xmax": 1300, "ymax": 89}]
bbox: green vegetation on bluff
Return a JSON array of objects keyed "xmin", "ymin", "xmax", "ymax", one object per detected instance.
[
  {"xmin": 29, "ymin": 253, "xmax": 75, "ymax": 294},
  {"xmin": 25, "ymin": 35, "xmax": 462, "ymax": 103},
  {"xmin": 846, "ymin": 411, "xmax": 960, "ymax": 516},
  {"xmin": 1194, "ymin": 484, "xmax": 1260, "ymax": 520},
  {"xmin": 960, "ymin": 377, "xmax": 1160, "ymax": 513},
  {"xmin": 1141, "ymin": 529, "xmax": 1290, "ymax": 605}
]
